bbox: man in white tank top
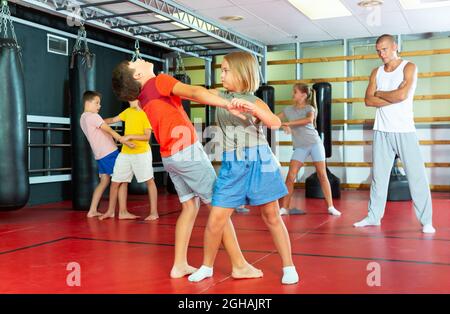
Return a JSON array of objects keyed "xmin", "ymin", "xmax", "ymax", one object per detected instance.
[{"xmin": 353, "ymin": 34, "xmax": 435, "ymax": 233}]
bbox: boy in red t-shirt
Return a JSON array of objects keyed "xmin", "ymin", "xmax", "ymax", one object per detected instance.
[{"xmin": 112, "ymin": 59, "xmax": 262, "ymax": 280}]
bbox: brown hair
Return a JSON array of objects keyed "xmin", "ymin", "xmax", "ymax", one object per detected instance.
[
  {"xmin": 293, "ymin": 83, "xmax": 318, "ymax": 127},
  {"xmin": 112, "ymin": 60, "xmax": 141, "ymax": 101},
  {"xmin": 223, "ymin": 51, "xmax": 260, "ymax": 93},
  {"xmin": 82, "ymin": 90, "xmax": 102, "ymax": 104}
]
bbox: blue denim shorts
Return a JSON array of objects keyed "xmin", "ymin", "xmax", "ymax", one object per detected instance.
[
  {"xmin": 212, "ymin": 145, "xmax": 288, "ymax": 208},
  {"xmin": 96, "ymin": 149, "xmax": 119, "ymax": 175}
]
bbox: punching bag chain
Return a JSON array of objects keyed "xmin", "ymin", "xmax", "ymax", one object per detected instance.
[
  {"xmin": 175, "ymin": 52, "xmax": 186, "ymax": 75},
  {"xmin": 0, "ymin": 0, "xmax": 19, "ymax": 48},
  {"xmin": 131, "ymin": 39, "xmax": 142, "ymax": 62},
  {"xmin": 74, "ymin": 25, "xmax": 89, "ymax": 54},
  {"xmin": 71, "ymin": 25, "xmax": 93, "ymax": 69}
]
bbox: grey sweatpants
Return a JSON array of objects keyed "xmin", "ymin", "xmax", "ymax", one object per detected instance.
[{"xmin": 367, "ymin": 131, "xmax": 433, "ymax": 225}]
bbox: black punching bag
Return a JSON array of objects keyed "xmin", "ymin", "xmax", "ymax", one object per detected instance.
[
  {"xmin": 305, "ymin": 82, "xmax": 340, "ymax": 199},
  {"xmin": 255, "ymin": 84, "xmax": 275, "ymax": 146},
  {"xmin": 314, "ymin": 82, "xmax": 332, "ymax": 157},
  {"xmin": 0, "ymin": 39, "xmax": 29, "ymax": 210},
  {"xmin": 165, "ymin": 73, "xmax": 192, "ymax": 194},
  {"xmin": 387, "ymin": 156, "xmax": 411, "ymax": 201},
  {"xmin": 129, "ymin": 177, "xmax": 148, "ymax": 195},
  {"xmin": 70, "ymin": 50, "xmax": 98, "ymax": 210}
]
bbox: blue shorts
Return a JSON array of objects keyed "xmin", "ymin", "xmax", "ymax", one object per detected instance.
[
  {"xmin": 212, "ymin": 145, "xmax": 288, "ymax": 208},
  {"xmin": 96, "ymin": 150, "xmax": 119, "ymax": 175},
  {"xmin": 292, "ymin": 142, "xmax": 325, "ymax": 163}
]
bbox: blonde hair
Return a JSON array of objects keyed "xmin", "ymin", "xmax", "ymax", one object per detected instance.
[
  {"xmin": 293, "ymin": 83, "xmax": 318, "ymax": 127},
  {"xmin": 223, "ymin": 51, "xmax": 260, "ymax": 93}
]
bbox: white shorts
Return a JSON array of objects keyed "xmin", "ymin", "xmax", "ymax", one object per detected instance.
[{"xmin": 111, "ymin": 151, "xmax": 154, "ymax": 183}]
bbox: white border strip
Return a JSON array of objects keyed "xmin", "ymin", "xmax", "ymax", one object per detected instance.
[
  {"xmin": 27, "ymin": 115, "xmax": 70, "ymax": 124},
  {"xmin": 30, "ymin": 174, "xmax": 71, "ymax": 184},
  {"xmin": 27, "ymin": 115, "xmax": 123, "ymax": 127}
]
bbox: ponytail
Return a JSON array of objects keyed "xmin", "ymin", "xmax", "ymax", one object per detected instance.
[
  {"xmin": 308, "ymin": 88, "xmax": 318, "ymax": 128},
  {"xmin": 293, "ymin": 83, "xmax": 318, "ymax": 127}
]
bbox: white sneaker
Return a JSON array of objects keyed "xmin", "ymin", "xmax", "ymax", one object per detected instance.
[
  {"xmin": 422, "ymin": 224, "xmax": 436, "ymax": 234},
  {"xmin": 279, "ymin": 207, "xmax": 289, "ymax": 216},
  {"xmin": 281, "ymin": 266, "xmax": 299, "ymax": 285},
  {"xmin": 328, "ymin": 206, "xmax": 342, "ymax": 216},
  {"xmin": 353, "ymin": 217, "xmax": 380, "ymax": 227}
]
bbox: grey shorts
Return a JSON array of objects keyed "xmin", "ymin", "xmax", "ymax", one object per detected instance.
[
  {"xmin": 292, "ymin": 142, "xmax": 326, "ymax": 163},
  {"xmin": 162, "ymin": 141, "xmax": 216, "ymax": 204}
]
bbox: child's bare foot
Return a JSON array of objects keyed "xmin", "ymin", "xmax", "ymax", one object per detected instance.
[
  {"xmin": 170, "ymin": 265, "xmax": 197, "ymax": 279},
  {"xmin": 118, "ymin": 211, "xmax": 140, "ymax": 220},
  {"xmin": 99, "ymin": 211, "xmax": 115, "ymax": 220},
  {"xmin": 145, "ymin": 214, "xmax": 159, "ymax": 221},
  {"xmin": 87, "ymin": 210, "xmax": 102, "ymax": 218},
  {"xmin": 231, "ymin": 263, "xmax": 263, "ymax": 279}
]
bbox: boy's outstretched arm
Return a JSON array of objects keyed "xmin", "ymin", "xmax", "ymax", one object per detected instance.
[
  {"xmin": 172, "ymin": 83, "xmax": 230, "ymax": 108},
  {"xmin": 172, "ymin": 83, "xmax": 246, "ymax": 119},
  {"xmin": 122, "ymin": 128, "xmax": 152, "ymax": 142},
  {"xmin": 103, "ymin": 115, "xmax": 122, "ymax": 125},
  {"xmin": 99, "ymin": 123, "xmax": 135, "ymax": 148},
  {"xmin": 231, "ymin": 98, "xmax": 282, "ymax": 129}
]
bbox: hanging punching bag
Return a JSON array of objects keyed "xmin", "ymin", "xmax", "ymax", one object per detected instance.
[
  {"xmin": 0, "ymin": 38, "xmax": 29, "ymax": 210},
  {"xmin": 255, "ymin": 84, "xmax": 275, "ymax": 147},
  {"xmin": 313, "ymin": 82, "xmax": 332, "ymax": 157},
  {"xmin": 255, "ymin": 84, "xmax": 275, "ymax": 112},
  {"xmin": 128, "ymin": 177, "xmax": 148, "ymax": 194},
  {"xmin": 305, "ymin": 82, "xmax": 340, "ymax": 199},
  {"xmin": 69, "ymin": 37, "xmax": 98, "ymax": 210}
]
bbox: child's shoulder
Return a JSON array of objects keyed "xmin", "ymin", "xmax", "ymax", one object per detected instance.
[
  {"xmin": 253, "ymin": 94, "xmax": 263, "ymax": 103},
  {"xmin": 157, "ymin": 72, "xmax": 172, "ymax": 78},
  {"xmin": 283, "ymin": 105, "xmax": 295, "ymax": 112},
  {"xmin": 120, "ymin": 107, "xmax": 131, "ymax": 114},
  {"xmin": 81, "ymin": 111, "xmax": 94, "ymax": 118},
  {"xmin": 82, "ymin": 112, "xmax": 102, "ymax": 122},
  {"xmin": 156, "ymin": 72, "xmax": 177, "ymax": 83}
]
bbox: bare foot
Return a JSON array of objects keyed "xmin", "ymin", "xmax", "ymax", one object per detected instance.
[
  {"xmin": 231, "ymin": 264, "xmax": 263, "ymax": 279},
  {"xmin": 99, "ymin": 211, "xmax": 115, "ymax": 221},
  {"xmin": 145, "ymin": 214, "xmax": 159, "ymax": 221},
  {"xmin": 118, "ymin": 211, "xmax": 140, "ymax": 220},
  {"xmin": 170, "ymin": 265, "xmax": 197, "ymax": 279},
  {"xmin": 87, "ymin": 210, "xmax": 102, "ymax": 218}
]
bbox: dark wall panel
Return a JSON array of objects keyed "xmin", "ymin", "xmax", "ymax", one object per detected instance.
[{"xmin": 11, "ymin": 6, "xmax": 167, "ymax": 206}]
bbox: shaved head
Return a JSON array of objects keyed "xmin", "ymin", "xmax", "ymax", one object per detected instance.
[
  {"xmin": 376, "ymin": 34, "xmax": 396, "ymax": 45},
  {"xmin": 375, "ymin": 34, "xmax": 399, "ymax": 65}
]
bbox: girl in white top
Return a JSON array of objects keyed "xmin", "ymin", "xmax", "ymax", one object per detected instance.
[{"xmin": 277, "ymin": 83, "xmax": 341, "ymax": 216}]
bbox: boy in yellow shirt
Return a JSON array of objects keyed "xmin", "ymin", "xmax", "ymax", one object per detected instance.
[{"xmin": 100, "ymin": 100, "xmax": 158, "ymax": 220}]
